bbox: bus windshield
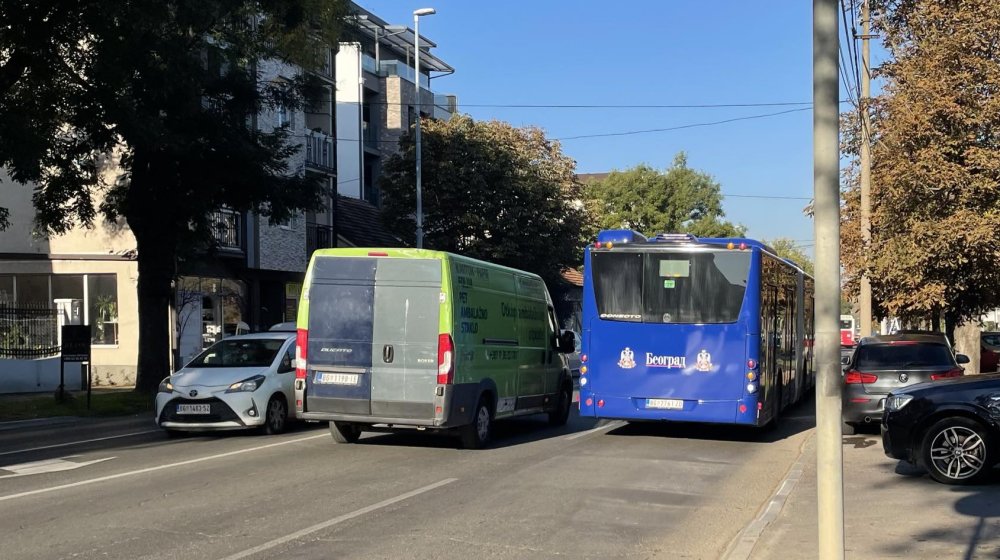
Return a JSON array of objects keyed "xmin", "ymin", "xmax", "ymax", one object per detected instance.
[{"xmin": 591, "ymin": 249, "xmax": 751, "ymax": 324}]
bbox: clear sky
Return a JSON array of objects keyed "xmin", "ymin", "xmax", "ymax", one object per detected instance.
[{"xmin": 359, "ymin": 0, "xmax": 825, "ymax": 252}]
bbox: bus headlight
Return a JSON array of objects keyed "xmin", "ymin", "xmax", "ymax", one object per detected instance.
[{"xmin": 746, "ymin": 383, "xmax": 757, "ymax": 394}]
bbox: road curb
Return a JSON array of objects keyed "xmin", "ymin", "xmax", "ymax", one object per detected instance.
[
  {"xmin": 0, "ymin": 417, "xmax": 80, "ymax": 432},
  {"xmin": 722, "ymin": 430, "xmax": 814, "ymax": 560}
]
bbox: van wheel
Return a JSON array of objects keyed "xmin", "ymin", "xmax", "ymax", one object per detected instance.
[
  {"xmin": 329, "ymin": 421, "xmax": 362, "ymax": 444},
  {"xmin": 921, "ymin": 417, "xmax": 994, "ymax": 485},
  {"xmin": 460, "ymin": 397, "xmax": 493, "ymax": 449},
  {"xmin": 548, "ymin": 383, "xmax": 572, "ymax": 426},
  {"xmin": 262, "ymin": 396, "xmax": 288, "ymax": 435}
]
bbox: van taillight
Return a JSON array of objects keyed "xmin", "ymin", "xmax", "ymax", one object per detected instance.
[
  {"xmin": 295, "ymin": 328, "xmax": 308, "ymax": 380},
  {"xmin": 437, "ymin": 333, "xmax": 454, "ymax": 385},
  {"xmin": 844, "ymin": 371, "xmax": 877, "ymax": 384},
  {"xmin": 931, "ymin": 367, "xmax": 964, "ymax": 381}
]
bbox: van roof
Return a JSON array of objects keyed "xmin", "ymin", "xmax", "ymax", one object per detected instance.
[{"xmin": 310, "ymin": 247, "xmax": 546, "ymax": 282}]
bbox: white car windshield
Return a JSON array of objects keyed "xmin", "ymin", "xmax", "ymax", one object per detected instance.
[{"xmin": 188, "ymin": 339, "xmax": 285, "ymax": 368}]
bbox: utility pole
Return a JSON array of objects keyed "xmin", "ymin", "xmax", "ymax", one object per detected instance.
[
  {"xmin": 859, "ymin": 0, "xmax": 873, "ymax": 337},
  {"xmin": 814, "ymin": 0, "xmax": 846, "ymax": 559}
]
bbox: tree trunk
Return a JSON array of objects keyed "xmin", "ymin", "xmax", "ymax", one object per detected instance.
[
  {"xmin": 945, "ymin": 310, "xmax": 958, "ymax": 347},
  {"xmin": 954, "ymin": 321, "xmax": 981, "ymax": 375},
  {"xmin": 931, "ymin": 308, "xmax": 941, "ymax": 332},
  {"xmin": 132, "ymin": 231, "xmax": 177, "ymax": 393}
]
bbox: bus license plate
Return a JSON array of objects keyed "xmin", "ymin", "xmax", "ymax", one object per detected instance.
[
  {"xmin": 317, "ymin": 373, "xmax": 360, "ymax": 385},
  {"xmin": 646, "ymin": 398, "xmax": 684, "ymax": 410},
  {"xmin": 177, "ymin": 404, "xmax": 211, "ymax": 415}
]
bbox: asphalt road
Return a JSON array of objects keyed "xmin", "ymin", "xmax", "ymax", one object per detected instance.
[{"xmin": 0, "ymin": 402, "xmax": 814, "ymax": 560}]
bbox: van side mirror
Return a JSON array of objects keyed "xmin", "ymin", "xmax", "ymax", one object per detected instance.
[
  {"xmin": 557, "ymin": 331, "xmax": 576, "ymax": 354},
  {"xmin": 957, "ymin": 354, "xmax": 971, "ymax": 364}
]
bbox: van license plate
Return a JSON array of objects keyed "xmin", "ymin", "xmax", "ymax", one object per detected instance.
[
  {"xmin": 646, "ymin": 398, "xmax": 684, "ymax": 410},
  {"xmin": 177, "ymin": 404, "xmax": 211, "ymax": 415},
  {"xmin": 317, "ymin": 373, "xmax": 360, "ymax": 385}
]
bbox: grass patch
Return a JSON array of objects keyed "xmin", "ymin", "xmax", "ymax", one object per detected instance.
[{"xmin": 0, "ymin": 390, "xmax": 154, "ymax": 422}]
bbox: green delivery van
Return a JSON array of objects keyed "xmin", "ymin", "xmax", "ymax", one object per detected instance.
[{"xmin": 293, "ymin": 248, "xmax": 576, "ymax": 448}]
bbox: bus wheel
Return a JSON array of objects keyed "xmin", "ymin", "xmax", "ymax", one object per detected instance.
[
  {"xmin": 548, "ymin": 383, "xmax": 572, "ymax": 427},
  {"xmin": 460, "ymin": 397, "xmax": 493, "ymax": 449},
  {"xmin": 329, "ymin": 421, "xmax": 361, "ymax": 444}
]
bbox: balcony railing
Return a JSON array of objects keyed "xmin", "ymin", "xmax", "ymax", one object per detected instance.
[
  {"xmin": 307, "ymin": 223, "xmax": 335, "ymax": 256},
  {"xmin": 211, "ymin": 209, "xmax": 243, "ymax": 251},
  {"xmin": 379, "ymin": 60, "xmax": 430, "ymax": 89},
  {"xmin": 305, "ymin": 130, "xmax": 334, "ymax": 172}
]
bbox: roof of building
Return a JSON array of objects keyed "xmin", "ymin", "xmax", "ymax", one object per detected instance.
[
  {"xmin": 336, "ymin": 196, "xmax": 407, "ymax": 248},
  {"xmin": 560, "ymin": 268, "xmax": 584, "ymax": 287},
  {"xmin": 576, "ymin": 172, "xmax": 609, "ymax": 184},
  {"xmin": 349, "ymin": 3, "xmax": 453, "ymax": 73}
]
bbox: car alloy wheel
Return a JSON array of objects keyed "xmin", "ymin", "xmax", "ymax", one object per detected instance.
[
  {"xmin": 923, "ymin": 417, "xmax": 992, "ymax": 485},
  {"xmin": 263, "ymin": 396, "xmax": 287, "ymax": 435}
]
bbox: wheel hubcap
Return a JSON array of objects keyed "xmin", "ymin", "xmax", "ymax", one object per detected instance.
[
  {"xmin": 930, "ymin": 426, "xmax": 985, "ymax": 480},
  {"xmin": 476, "ymin": 407, "xmax": 489, "ymax": 441},
  {"xmin": 269, "ymin": 401, "xmax": 284, "ymax": 430}
]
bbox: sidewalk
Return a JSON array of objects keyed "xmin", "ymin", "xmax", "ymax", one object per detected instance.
[{"xmin": 749, "ymin": 429, "xmax": 1000, "ymax": 559}]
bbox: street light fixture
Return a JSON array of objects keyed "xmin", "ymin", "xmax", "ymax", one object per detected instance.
[{"xmin": 413, "ymin": 7, "xmax": 435, "ymax": 249}]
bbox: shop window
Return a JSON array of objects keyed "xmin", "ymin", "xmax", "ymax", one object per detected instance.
[
  {"xmin": 0, "ymin": 276, "xmax": 12, "ymax": 303},
  {"xmin": 16, "ymin": 275, "xmax": 49, "ymax": 306}
]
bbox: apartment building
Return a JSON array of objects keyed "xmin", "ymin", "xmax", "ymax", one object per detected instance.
[{"xmin": 336, "ymin": 4, "xmax": 457, "ymax": 206}]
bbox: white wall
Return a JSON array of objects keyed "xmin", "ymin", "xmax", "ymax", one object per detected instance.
[
  {"xmin": 336, "ymin": 42, "xmax": 363, "ymax": 199},
  {"xmin": 0, "ymin": 358, "xmax": 87, "ymax": 393}
]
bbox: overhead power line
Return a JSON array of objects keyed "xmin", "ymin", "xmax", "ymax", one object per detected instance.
[{"xmin": 554, "ymin": 107, "xmax": 812, "ymax": 141}]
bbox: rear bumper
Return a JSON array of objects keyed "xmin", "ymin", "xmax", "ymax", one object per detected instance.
[
  {"xmin": 577, "ymin": 394, "xmax": 760, "ymax": 425},
  {"xmin": 294, "ymin": 382, "xmax": 480, "ymax": 429},
  {"xmin": 842, "ymin": 397, "xmax": 886, "ymax": 424}
]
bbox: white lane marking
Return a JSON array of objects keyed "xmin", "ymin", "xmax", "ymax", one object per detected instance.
[
  {"xmin": 0, "ymin": 456, "xmax": 115, "ymax": 479},
  {"xmin": 565, "ymin": 420, "xmax": 625, "ymax": 440},
  {"xmin": 0, "ymin": 430, "xmax": 161, "ymax": 457},
  {"xmin": 0, "ymin": 433, "xmax": 327, "ymax": 503},
  {"xmin": 218, "ymin": 478, "xmax": 459, "ymax": 560},
  {"xmin": 722, "ymin": 432, "xmax": 813, "ymax": 560}
]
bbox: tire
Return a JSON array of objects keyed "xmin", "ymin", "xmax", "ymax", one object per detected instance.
[
  {"xmin": 262, "ymin": 395, "xmax": 288, "ymax": 435},
  {"xmin": 460, "ymin": 396, "xmax": 493, "ymax": 449},
  {"xmin": 548, "ymin": 383, "xmax": 572, "ymax": 426},
  {"xmin": 329, "ymin": 421, "xmax": 362, "ymax": 444},
  {"xmin": 842, "ymin": 422, "xmax": 857, "ymax": 436},
  {"xmin": 921, "ymin": 417, "xmax": 995, "ymax": 485}
]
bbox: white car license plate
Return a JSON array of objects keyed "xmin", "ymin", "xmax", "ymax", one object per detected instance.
[
  {"xmin": 646, "ymin": 398, "xmax": 684, "ymax": 410},
  {"xmin": 317, "ymin": 373, "xmax": 360, "ymax": 385},
  {"xmin": 177, "ymin": 403, "xmax": 211, "ymax": 415}
]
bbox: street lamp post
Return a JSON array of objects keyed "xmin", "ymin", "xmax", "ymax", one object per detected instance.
[{"xmin": 413, "ymin": 7, "xmax": 435, "ymax": 249}]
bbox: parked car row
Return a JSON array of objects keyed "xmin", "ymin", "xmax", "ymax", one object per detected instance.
[{"xmin": 840, "ymin": 332, "xmax": 1000, "ymax": 485}]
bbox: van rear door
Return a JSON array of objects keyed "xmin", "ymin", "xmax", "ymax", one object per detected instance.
[
  {"xmin": 371, "ymin": 258, "xmax": 441, "ymax": 419},
  {"xmin": 306, "ymin": 257, "xmax": 376, "ymax": 415}
]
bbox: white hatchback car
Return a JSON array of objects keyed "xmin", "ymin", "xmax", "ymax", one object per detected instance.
[{"xmin": 156, "ymin": 332, "xmax": 297, "ymax": 435}]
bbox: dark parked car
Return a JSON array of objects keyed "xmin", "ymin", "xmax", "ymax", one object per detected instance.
[
  {"xmin": 981, "ymin": 332, "xmax": 1000, "ymax": 374},
  {"xmin": 843, "ymin": 334, "xmax": 969, "ymax": 431},
  {"xmin": 883, "ymin": 373, "xmax": 1000, "ymax": 484}
]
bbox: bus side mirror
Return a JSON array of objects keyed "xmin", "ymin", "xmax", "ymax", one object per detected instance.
[{"xmin": 558, "ymin": 331, "xmax": 576, "ymax": 354}]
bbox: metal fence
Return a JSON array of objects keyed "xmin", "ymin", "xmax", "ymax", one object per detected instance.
[{"xmin": 0, "ymin": 303, "xmax": 60, "ymax": 359}]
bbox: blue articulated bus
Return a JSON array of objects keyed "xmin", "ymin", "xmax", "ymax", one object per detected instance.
[{"xmin": 577, "ymin": 230, "xmax": 814, "ymax": 426}]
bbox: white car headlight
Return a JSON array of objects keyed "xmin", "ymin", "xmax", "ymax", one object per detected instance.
[
  {"xmin": 158, "ymin": 377, "xmax": 174, "ymax": 393},
  {"xmin": 226, "ymin": 375, "xmax": 266, "ymax": 393},
  {"xmin": 885, "ymin": 394, "xmax": 913, "ymax": 411}
]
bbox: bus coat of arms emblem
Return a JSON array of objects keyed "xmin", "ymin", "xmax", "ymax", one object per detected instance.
[
  {"xmin": 618, "ymin": 347, "xmax": 637, "ymax": 369},
  {"xmin": 695, "ymin": 349, "xmax": 713, "ymax": 372}
]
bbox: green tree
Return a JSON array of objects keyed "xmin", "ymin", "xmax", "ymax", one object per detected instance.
[
  {"xmin": 379, "ymin": 114, "xmax": 588, "ymax": 284},
  {"xmin": 840, "ymin": 0, "xmax": 1000, "ymax": 336},
  {"xmin": 586, "ymin": 154, "xmax": 745, "ymax": 239},
  {"xmin": 0, "ymin": 1, "xmax": 347, "ymax": 392},
  {"xmin": 765, "ymin": 237, "xmax": 814, "ymax": 276}
]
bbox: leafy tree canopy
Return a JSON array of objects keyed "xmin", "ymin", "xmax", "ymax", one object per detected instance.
[
  {"xmin": 379, "ymin": 114, "xmax": 589, "ymax": 284},
  {"xmin": 765, "ymin": 237, "xmax": 814, "ymax": 276},
  {"xmin": 841, "ymin": 0, "xmax": 1000, "ymax": 330},
  {"xmin": 586, "ymin": 154, "xmax": 745, "ymax": 239},
  {"xmin": 0, "ymin": 0, "xmax": 348, "ymax": 391}
]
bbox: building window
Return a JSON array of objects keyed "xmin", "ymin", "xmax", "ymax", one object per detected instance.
[
  {"xmin": 285, "ymin": 283, "xmax": 301, "ymax": 322},
  {"xmin": 0, "ymin": 273, "xmax": 119, "ymax": 345},
  {"xmin": 88, "ymin": 275, "xmax": 118, "ymax": 345},
  {"xmin": 277, "ymin": 104, "xmax": 294, "ymax": 129}
]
